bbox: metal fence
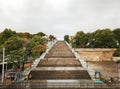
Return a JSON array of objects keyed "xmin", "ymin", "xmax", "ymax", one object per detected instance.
[{"xmin": 0, "ymin": 81, "xmax": 120, "ymax": 89}]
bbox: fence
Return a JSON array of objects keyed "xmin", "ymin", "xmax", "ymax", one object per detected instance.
[{"xmin": 0, "ymin": 81, "xmax": 120, "ymax": 89}]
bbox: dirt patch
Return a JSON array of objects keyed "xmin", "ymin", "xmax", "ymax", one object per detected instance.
[{"xmin": 88, "ymin": 61, "xmax": 119, "ymax": 81}]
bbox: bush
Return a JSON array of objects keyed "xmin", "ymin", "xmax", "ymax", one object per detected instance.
[
  {"xmin": 115, "ymin": 60, "xmax": 120, "ymax": 63},
  {"xmin": 113, "ymin": 48, "xmax": 120, "ymax": 57}
]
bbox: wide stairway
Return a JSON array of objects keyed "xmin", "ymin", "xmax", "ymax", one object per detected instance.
[
  {"xmin": 3, "ymin": 41, "xmax": 119, "ymax": 89},
  {"xmin": 30, "ymin": 41, "xmax": 93, "ymax": 89}
]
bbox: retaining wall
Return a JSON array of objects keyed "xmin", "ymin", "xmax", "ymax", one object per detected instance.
[{"xmin": 75, "ymin": 48, "xmax": 116, "ymax": 61}]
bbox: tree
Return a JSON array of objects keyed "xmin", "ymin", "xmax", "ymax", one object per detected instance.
[
  {"xmin": 70, "ymin": 29, "xmax": 117, "ymax": 48},
  {"xmin": 64, "ymin": 35, "xmax": 69, "ymax": 43},
  {"xmin": 0, "ymin": 46, "xmax": 3, "ymax": 61},
  {"xmin": 4, "ymin": 37, "xmax": 24, "ymax": 54},
  {"xmin": 0, "ymin": 28, "xmax": 16, "ymax": 45},
  {"xmin": 113, "ymin": 48, "xmax": 120, "ymax": 57},
  {"xmin": 37, "ymin": 32, "xmax": 46, "ymax": 37},
  {"xmin": 31, "ymin": 34, "xmax": 48, "ymax": 59},
  {"xmin": 72, "ymin": 31, "xmax": 87, "ymax": 48},
  {"xmin": 113, "ymin": 28, "xmax": 120, "ymax": 56},
  {"xmin": 113, "ymin": 28, "xmax": 120, "ymax": 47},
  {"xmin": 32, "ymin": 35, "xmax": 47, "ymax": 45},
  {"xmin": 3, "ymin": 37, "xmax": 25, "ymax": 69},
  {"xmin": 49, "ymin": 35, "xmax": 56, "ymax": 41},
  {"xmin": 93, "ymin": 29, "xmax": 116, "ymax": 48},
  {"xmin": 85, "ymin": 32, "xmax": 95, "ymax": 48},
  {"xmin": 0, "ymin": 28, "xmax": 55, "ymax": 71},
  {"xmin": 32, "ymin": 44, "xmax": 46, "ymax": 56},
  {"xmin": 7, "ymin": 49, "xmax": 24, "ymax": 69}
]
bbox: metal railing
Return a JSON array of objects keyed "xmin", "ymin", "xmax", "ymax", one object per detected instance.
[{"xmin": 1, "ymin": 81, "xmax": 120, "ymax": 89}]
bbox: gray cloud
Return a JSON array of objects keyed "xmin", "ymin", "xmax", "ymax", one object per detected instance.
[{"xmin": 0, "ymin": 0, "xmax": 120, "ymax": 39}]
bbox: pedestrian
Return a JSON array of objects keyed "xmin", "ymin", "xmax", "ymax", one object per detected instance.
[{"xmin": 28, "ymin": 74, "xmax": 32, "ymax": 80}]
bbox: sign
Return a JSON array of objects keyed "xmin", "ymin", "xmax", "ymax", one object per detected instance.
[{"xmin": 95, "ymin": 71, "xmax": 101, "ymax": 79}]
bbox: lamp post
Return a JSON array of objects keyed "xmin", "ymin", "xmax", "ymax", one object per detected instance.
[{"xmin": 2, "ymin": 47, "xmax": 5, "ymax": 83}]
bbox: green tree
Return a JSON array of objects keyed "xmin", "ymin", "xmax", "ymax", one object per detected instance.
[
  {"xmin": 113, "ymin": 28, "xmax": 120, "ymax": 56},
  {"xmin": 4, "ymin": 37, "xmax": 24, "ymax": 54},
  {"xmin": 7, "ymin": 49, "xmax": 24, "ymax": 69},
  {"xmin": 113, "ymin": 28, "xmax": 120, "ymax": 47},
  {"xmin": 85, "ymin": 32, "xmax": 95, "ymax": 48},
  {"xmin": 0, "ymin": 28, "xmax": 54, "ymax": 70},
  {"xmin": 73, "ymin": 31, "xmax": 87, "ymax": 48},
  {"xmin": 64, "ymin": 35, "xmax": 69, "ymax": 43},
  {"xmin": 49, "ymin": 35, "xmax": 56, "ymax": 41},
  {"xmin": 113, "ymin": 48, "xmax": 120, "ymax": 57},
  {"xmin": 0, "ymin": 46, "xmax": 3, "ymax": 61},
  {"xmin": 37, "ymin": 32, "xmax": 46, "ymax": 37},
  {"xmin": 32, "ymin": 35, "xmax": 47, "ymax": 45},
  {"xmin": 31, "ymin": 35, "xmax": 47, "ymax": 58},
  {"xmin": 0, "ymin": 28, "xmax": 16, "ymax": 45},
  {"xmin": 93, "ymin": 29, "xmax": 116, "ymax": 48}
]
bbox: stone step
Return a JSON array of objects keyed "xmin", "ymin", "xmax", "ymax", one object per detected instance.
[
  {"xmin": 37, "ymin": 60, "xmax": 82, "ymax": 67},
  {"xmin": 34, "ymin": 67, "xmax": 85, "ymax": 71},
  {"xmin": 30, "ymin": 70, "xmax": 91, "ymax": 80}
]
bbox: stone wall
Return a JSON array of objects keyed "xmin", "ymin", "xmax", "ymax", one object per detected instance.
[{"xmin": 75, "ymin": 48, "xmax": 116, "ymax": 61}]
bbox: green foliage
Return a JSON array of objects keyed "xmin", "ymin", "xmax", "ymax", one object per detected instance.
[
  {"xmin": 113, "ymin": 48, "xmax": 120, "ymax": 57},
  {"xmin": 0, "ymin": 29, "xmax": 52, "ymax": 69},
  {"xmin": 72, "ymin": 31, "xmax": 87, "ymax": 48},
  {"xmin": 32, "ymin": 44, "xmax": 46, "ymax": 57},
  {"xmin": 31, "ymin": 35, "xmax": 47, "ymax": 58},
  {"xmin": 4, "ymin": 37, "xmax": 24, "ymax": 53},
  {"xmin": 49, "ymin": 35, "xmax": 56, "ymax": 41},
  {"xmin": 85, "ymin": 33, "xmax": 95, "ymax": 48},
  {"xmin": 7, "ymin": 49, "xmax": 24, "ymax": 68},
  {"xmin": 0, "ymin": 46, "xmax": 3, "ymax": 61},
  {"xmin": 113, "ymin": 28, "xmax": 120, "ymax": 47},
  {"xmin": 64, "ymin": 35, "xmax": 69, "ymax": 43},
  {"xmin": 32, "ymin": 35, "xmax": 47, "ymax": 45},
  {"xmin": 17, "ymin": 32, "xmax": 33, "ymax": 39},
  {"xmin": 37, "ymin": 32, "xmax": 46, "ymax": 37},
  {"xmin": 0, "ymin": 28, "xmax": 16, "ymax": 45},
  {"xmin": 115, "ymin": 60, "xmax": 120, "ymax": 63},
  {"xmin": 93, "ymin": 29, "xmax": 116, "ymax": 48},
  {"xmin": 70, "ymin": 28, "xmax": 118, "ymax": 48}
]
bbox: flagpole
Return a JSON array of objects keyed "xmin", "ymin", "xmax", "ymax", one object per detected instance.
[{"xmin": 2, "ymin": 47, "xmax": 5, "ymax": 83}]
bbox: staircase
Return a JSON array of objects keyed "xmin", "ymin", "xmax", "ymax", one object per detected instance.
[
  {"xmin": 30, "ymin": 41, "xmax": 93, "ymax": 88},
  {"xmin": 3, "ymin": 41, "xmax": 120, "ymax": 89}
]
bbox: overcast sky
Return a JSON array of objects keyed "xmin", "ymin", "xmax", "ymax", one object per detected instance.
[{"xmin": 0, "ymin": 0, "xmax": 120, "ymax": 39}]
